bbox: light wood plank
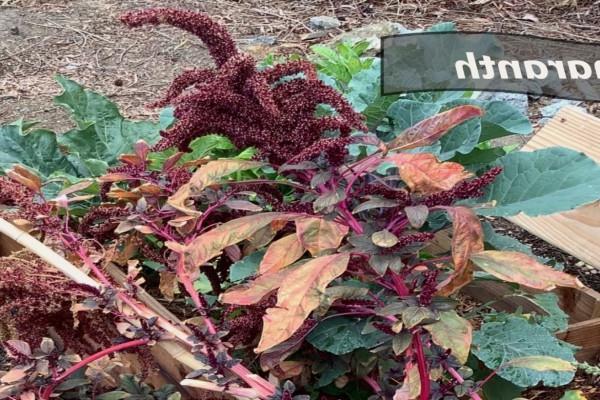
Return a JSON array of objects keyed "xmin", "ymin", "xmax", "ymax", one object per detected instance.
[
  {"xmin": 557, "ymin": 318, "xmax": 600, "ymax": 362},
  {"xmin": 508, "ymin": 107, "xmax": 600, "ymax": 269}
]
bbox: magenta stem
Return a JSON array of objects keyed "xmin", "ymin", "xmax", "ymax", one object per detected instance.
[
  {"xmin": 363, "ymin": 376, "xmax": 382, "ymax": 394},
  {"xmin": 412, "ymin": 332, "xmax": 431, "ymax": 400},
  {"xmin": 41, "ymin": 338, "xmax": 149, "ymax": 399},
  {"xmin": 445, "ymin": 364, "xmax": 484, "ymax": 400}
]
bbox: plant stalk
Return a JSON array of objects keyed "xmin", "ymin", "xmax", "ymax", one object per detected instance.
[
  {"xmin": 445, "ymin": 364, "xmax": 484, "ymax": 400},
  {"xmin": 412, "ymin": 332, "xmax": 431, "ymax": 400},
  {"xmin": 41, "ymin": 338, "xmax": 150, "ymax": 399}
]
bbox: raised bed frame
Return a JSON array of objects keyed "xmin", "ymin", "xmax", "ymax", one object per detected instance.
[
  {"xmin": 426, "ymin": 230, "xmax": 600, "ymax": 362},
  {"xmin": 0, "ymin": 219, "xmax": 213, "ymax": 399}
]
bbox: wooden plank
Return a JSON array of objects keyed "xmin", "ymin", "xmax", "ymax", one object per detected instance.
[
  {"xmin": 463, "ymin": 280, "xmax": 600, "ymax": 323},
  {"xmin": 427, "ymin": 229, "xmax": 600, "ymax": 322},
  {"xmin": 557, "ymin": 318, "xmax": 600, "ymax": 362},
  {"xmin": 508, "ymin": 106, "xmax": 600, "ymax": 269}
]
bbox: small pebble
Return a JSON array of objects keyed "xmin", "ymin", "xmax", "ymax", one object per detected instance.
[{"xmin": 309, "ymin": 16, "xmax": 341, "ymax": 30}]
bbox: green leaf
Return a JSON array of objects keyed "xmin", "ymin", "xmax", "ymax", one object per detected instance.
[
  {"xmin": 472, "ymin": 316, "xmax": 576, "ymax": 387},
  {"xmin": 392, "ymin": 332, "xmax": 412, "ymax": 355},
  {"xmin": 307, "ymin": 317, "xmax": 388, "ymax": 355},
  {"xmin": 158, "ymin": 107, "xmax": 176, "ymax": 130},
  {"xmin": 445, "ymin": 99, "xmax": 532, "ymax": 142},
  {"xmin": 346, "ymin": 60, "xmax": 399, "ymax": 128},
  {"xmin": 481, "ymin": 221, "xmax": 563, "ymax": 270},
  {"xmin": 482, "ymin": 375, "xmax": 524, "ymax": 400},
  {"xmin": 55, "ymin": 378, "xmax": 90, "ymax": 391},
  {"xmin": 424, "ymin": 310, "xmax": 472, "ymax": 363},
  {"xmin": 82, "ymin": 158, "xmax": 109, "ymax": 176},
  {"xmin": 467, "ymin": 354, "xmax": 525, "ymax": 400},
  {"xmin": 402, "ymin": 306, "xmax": 437, "ymax": 329},
  {"xmin": 229, "ymin": 250, "xmax": 265, "ymax": 282},
  {"xmin": 561, "ymin": 390, "xmax": 588, "ymax": 400},
  {"xmin": 386, "ymin": 100, "xmax": 441, "ymax": 134},
  {"xmin": 54, "ymin": 75, "xmax": 172, "ymax": 165},
  {"xmin": 530, "ymin": 293, "xmax": 569, "ymax": 333},
  {"xmin": 0, "ymin": 121, "xmax": 80, "ymax": 177},
  {"xmin": 475, "ymin": 147, "xmax": 600, "ymax": 216},
  {"xmin": 148, "ymin": 134, "xmax": 236, "ymax": 170},
  {"xmin": 479, "ymin": 101, "xmax": 532, "ymax": 142},
  {"xmin": 315, "ymin": 358, "xmax": 350, "ymax": 388},
  {"xmin": 118, "ymin": 375, "xmax": 151, "ymax": 395},
  {"xmin": 313, "ymin": 188, "xmax": 346, "ymax": 212},
  {"xmin": 438, "ymin": 117, "xmax": 481, "ymax": 160},
  {"xmin": 451, "ymin": 147, "xmax": 507, "ymax": 167},
  {"xmin": 194, "ymin": 274, "xmax": 213, "ymax": 294},
  {"xmin": 482, "ymin": 221, "xmax": 534, "ymax": 255},
  {"xmin": 96, "ymin": 391, "xmax": 131, "ymax": 400}
]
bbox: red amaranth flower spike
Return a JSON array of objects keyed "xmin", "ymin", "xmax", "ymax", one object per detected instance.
[
  {"xmin": 120, "ymin": 8, "xmax": 238, "ymax": 67},
  {"xmin": 422, "ymin": 166, "xmax": 503, "ymax": 207},
  {"xmin": 121, "ymin": 8, "xmax": 366, "ymax": 165}
]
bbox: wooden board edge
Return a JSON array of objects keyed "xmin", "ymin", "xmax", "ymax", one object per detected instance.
[{"xmin": 557, "ymin": 317, "xmax": 600, "ymax": 362}]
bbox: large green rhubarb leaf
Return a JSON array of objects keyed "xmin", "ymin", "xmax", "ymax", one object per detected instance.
[
  {"xmin": 472, "ymin": 316, "xmax": 575, "ymax": 387},
  {"xmin": 55, "ymin": 75, "xmax": 174, "ymax": 165},
  {"xmin": 476, "ymin": 147, "xmax": 600, "ymax": 216},
  {"xmin": 0, "ymin": 120, "xmax": 81, "ymax": 177}
]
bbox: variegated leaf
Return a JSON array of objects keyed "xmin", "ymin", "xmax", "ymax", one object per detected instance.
[{"xmin": 255, "ymin": 253, "xmax": 350, "ymax": 353}]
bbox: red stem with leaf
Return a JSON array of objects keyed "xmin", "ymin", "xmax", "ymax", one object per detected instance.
[{"xmin": 40, "ymin": 338, "xmax": 150, "ymax": 400}]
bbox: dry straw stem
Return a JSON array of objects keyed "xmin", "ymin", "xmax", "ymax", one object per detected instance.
[{"xmin": 0, "ymin": 218, "xmax": 99, "ymax": 288}]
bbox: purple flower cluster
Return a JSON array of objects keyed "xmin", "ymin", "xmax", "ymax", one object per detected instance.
[
  {"xmin": 121, "ymin": 8, "xmax": 366, "ymax": 164},
  {"xmin": 0, "ymin": 177, "xmax": 63, "ymax": 238},
  {"xmin": 0, "ymin": 253, "xmax": 116, "ymax": 352},
  {"xmin": 383, "ymin": 232, "xmax": 436, "ymax": 254},
  {"xmin": 78, "ymin": 205, "xmax": 128, "ymax": 242},
  {"xmin": 422, "ymin": 166, "xmax": 503, "ymax": 207}
]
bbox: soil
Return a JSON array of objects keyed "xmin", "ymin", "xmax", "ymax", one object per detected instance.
[{"xmin": 2, "ymin": 0, "xmax": 600, "ymax": 130}]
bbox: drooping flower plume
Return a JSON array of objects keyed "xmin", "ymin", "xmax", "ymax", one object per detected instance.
[{"xmin": 121, "ymin": 8, "xmax": 366, "ymax": 164}]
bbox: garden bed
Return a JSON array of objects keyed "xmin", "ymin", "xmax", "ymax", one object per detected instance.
[{"xmin": 2, "ymin": 5, "xmax": 600, "ymax": 400}]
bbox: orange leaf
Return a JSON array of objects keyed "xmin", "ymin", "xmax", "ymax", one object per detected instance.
[
  {"xmin": 255, "ymin": 253, "xmax": 350, "ymax": 353},
  {"xmin": 181, "ymin": 212, "xmax": 298, "ymax": 271},
  {"xmin": 98, "ymin": 173, "xmax": 133, "ymax": 183},
  {"xmin": 437, "ymin": 206, "xmax": 483, "ymax": 296},
  {"xmin": 388, "ymin": 153, "xmax": 472, "ymax": 195},
  {"xmin": 470, "ymin": 250, "xmax": 583, "ymax": 290},
  {"xmin": 7, "ymin": 165, "xmax": 41, "ymax": 192},
  {"xmin": 159, "ymin": 271, "xmax": 178, "ymax": 301},
  {"xmin": 135, "ymin": 183, "xmax": 162, "ymax": 196},
  {"xmin": 167, "ymin": 159, "xmax": 264, "ymax": 215},
  {"xmin": 0, "ymin": 367, "xmax": 29, "ymax": 384},
  {"xmin": 295, "ymin": 217, "xmax": 349, "ymax": 256},
  {"xmin": 388, "ymin": 105, "xmax": 483, "ymax": 151},
  {"xmin": 220, "ymin": 265, "xmax": 300, "ymax": 305},
  {"xmin": 58, "ymin": 180, "xmax": 94, "ymax": 197},
  {"xmin": 259, "ymin": 234, "xmax": 305, "ymax": 275},
  {"xmin": 106, "ymin": 188, "xmax": 141, "ymax": 201},
  {"xmin": 119, "ymin": 153, "xmax": 144, "ymax": 167}
]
